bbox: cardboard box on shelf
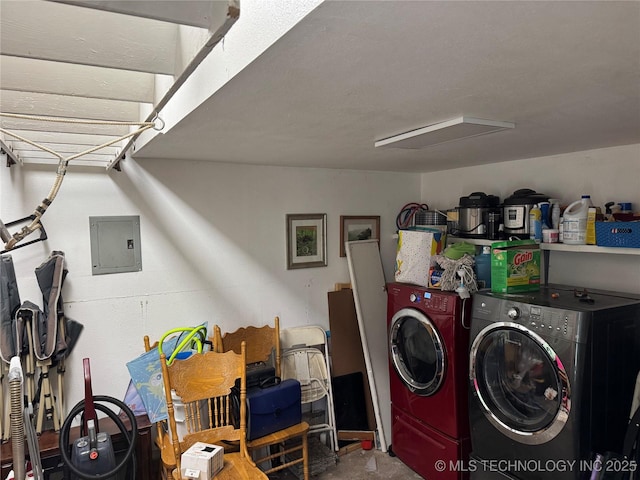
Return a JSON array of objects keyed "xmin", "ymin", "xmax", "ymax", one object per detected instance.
[{"xmin": 491, "ymin": 240, "xmax": 541, "ymax": 293}]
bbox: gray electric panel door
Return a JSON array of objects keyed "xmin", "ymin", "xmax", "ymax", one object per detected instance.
[{"xmin": 90, "ymin": 216, "xmax": 142, "ymax": 275}]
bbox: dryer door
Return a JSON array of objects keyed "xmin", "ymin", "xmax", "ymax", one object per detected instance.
[
  {"xmin": 470, "ymin": 322, "xmax": 571, "ymax": 445},
  {"xmin": 389, "ymin": 308, "xmax": 445, "ymax": 396}
]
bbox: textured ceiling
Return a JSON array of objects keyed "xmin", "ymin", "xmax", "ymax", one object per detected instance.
[{"xmin": 135, "ymin": 1, "xmax": 640, "ymax": 173}]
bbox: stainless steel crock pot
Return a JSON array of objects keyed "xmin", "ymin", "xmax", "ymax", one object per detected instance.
[
  {"xmin": 456, "ymin": 192, "xmax": 500, "ymax": 238},
  {"xmin": 502, "ymin": 188, "xmax": 549, "ymax": 237}
]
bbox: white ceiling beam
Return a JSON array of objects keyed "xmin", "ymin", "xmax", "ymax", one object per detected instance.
[
  {"xmin": 174, "ymin": 25, "xmax": 214, "ymax": 76},
  {"xmin": 12, "ymin": 142, "xmax": 119, "ymax": 156},
  {"xmin": 15, "ymin": 150, "xmax": 113, "ymax": 160},
  {"xmin": 1, "ymin": 56, "xmax": 158, "ymax": 103},
  {"xmin": 49, "ymin": 0, "xmax": 223, "ymax": 29},
  {"xmin": 0, "ymin": 129, "xmax": 124, "ymax": 163},
  {"xmin": 21, "ymin": 156, "xmax": 112, "ymax": 167},
  {"xmin": 0, "ymin": 0, "xmax": 179, "ymax": 75},
  {"xmin": 0, "ymin": 118, "xmax": 129, "ymax": 137},
  {"xmin": 6, "ymin": 130, "xmax": 121, "ymax": 147},
  {"xmin": 1, "ymin": 90, "xmax": 145, "ymax": 122}
]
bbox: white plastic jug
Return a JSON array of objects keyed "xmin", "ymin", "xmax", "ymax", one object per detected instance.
[{"xmin": 562, "ymin": 198, "xmax": 590, "ymax": 245}]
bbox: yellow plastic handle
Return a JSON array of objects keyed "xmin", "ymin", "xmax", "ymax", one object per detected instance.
[{"xmin": 158, "ymin": 326, "xmax": 207, "ymax": 365}]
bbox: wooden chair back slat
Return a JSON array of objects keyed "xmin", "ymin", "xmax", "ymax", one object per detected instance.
[{"xmin": 214, "ymin": 317, "xmax": 281, "ymax": 377}]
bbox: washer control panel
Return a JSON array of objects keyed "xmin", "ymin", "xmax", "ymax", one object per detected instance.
[
  {"xmin": 526, "ymin": 305, "xmax": 574, "ymax": 338},
  {"xmin": 473, "ymin": 295, "xmax": 581, "ymax": 341}
]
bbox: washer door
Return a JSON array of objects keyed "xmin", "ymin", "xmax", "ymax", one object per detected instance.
[
  {"xmin": 389, "ymin": 308, "xmax": 445, "ymax": 396},
  {"xmin": 470, "ymin": 322, "xmax": 571, "ymax": 445}
]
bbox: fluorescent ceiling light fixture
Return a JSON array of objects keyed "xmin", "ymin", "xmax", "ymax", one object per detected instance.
[{"xmin": 374, "ymin": 116, "xmax": 515, "ymax": 149}]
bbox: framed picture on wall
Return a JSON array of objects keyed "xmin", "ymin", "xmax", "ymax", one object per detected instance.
[
  {"xmin": 340, "ymin": 215, "xmax": 380, "ymax": 257},
  {"xmin": 286, "ymin": 213, "xmax": 328, "ymax": 269}
]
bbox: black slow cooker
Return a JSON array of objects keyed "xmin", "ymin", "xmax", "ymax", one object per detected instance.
[
  {"xmin": 456, "ymin": 192, "xmax": 500, "ymax": 238},
  {"xmin": 502, "ymin": 188, "xmax": 549, "ymax": 236}
]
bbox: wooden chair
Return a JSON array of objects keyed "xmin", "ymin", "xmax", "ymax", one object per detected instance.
[
  {"xmin": 160, "ymin": 342, "xmax": 268, "ymax": 480},
  {"xmin": 213, "ymin": 317, "xmax": 310, "ymax": 480},
  {"xmin": 144, "ymin": 328, "xmax": 212, "ymax": 478},
  {"xmin": 143, "ymin": 335, "xmax": 176, "ymax": 479}
]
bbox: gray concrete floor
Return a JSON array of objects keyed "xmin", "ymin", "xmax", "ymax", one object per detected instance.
[
  {"xmin": 312, "ymin": 448, "xmax": 422, "ymax": 480},
  {"xmin": 271, "ymin": 446, "xmax": 422, "ymax": 480}
]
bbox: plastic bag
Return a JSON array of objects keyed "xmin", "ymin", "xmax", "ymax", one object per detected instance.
[
  {"xmin": 126, "ymin": 324, "xmax": 207, "ymax": 422},
  {"xmin": 394, "ymin": 229, "xmax": 444, "ymax": 287}
]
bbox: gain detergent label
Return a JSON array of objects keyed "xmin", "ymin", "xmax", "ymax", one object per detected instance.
[{"xmin": 491, "ymin": 240, "xmax": 541, "ymax": 293}]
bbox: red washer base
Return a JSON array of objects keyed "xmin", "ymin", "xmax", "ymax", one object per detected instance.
[{"xmin": 392, "ymin": 405, "xmax": 471, "ymax": 480}]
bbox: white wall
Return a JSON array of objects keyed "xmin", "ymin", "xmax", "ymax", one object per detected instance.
[
  {"xmin": 0, "ymin": 159, "xmax": 419, "ymax": 410},
  {"xmin": 421, "ymin": 143, "xmax": 640, "ymax": 294},
  {"xmin": 2, "ymin": 143, "xmax": 638, "ymax": 415}
]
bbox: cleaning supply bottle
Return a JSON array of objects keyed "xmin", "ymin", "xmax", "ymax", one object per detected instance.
[
  {"xmin": 604, "ymin": 202, "xmax": 616, "ymax": 222},
  {"xmin": 474, "ymin": 246, "xmax": 492, "ymax": 289},
  {"xmin": 618, "ymin": 202, "xmax": 632, "ymax": 214},
  {"xmin": 550, "ymin": 200, "xmax": 561, "ymax": 230},
  {"xmin": 539, "ymin": 202, "xmax": 551, "ymax": 230},
  {"xmin": 563, "ymin": 196, "xmax": 590, "ymax": 245},
  {"xmin": 582, "ymin": 194, "xmax": 594, "ymax": 208},
  {"xmin": 529, "ymin": 204, "xmax": 542, "ymax": 243}
]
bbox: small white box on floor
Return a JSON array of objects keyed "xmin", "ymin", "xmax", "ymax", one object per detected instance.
[{"xmin": 181, "ymin": 442, "xmax": 224, "ymax": 480}]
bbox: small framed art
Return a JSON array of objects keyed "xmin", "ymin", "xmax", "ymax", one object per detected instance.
[
  {"xmin": 340, "ymin": 215, "xmax": 380, "ymax": 257},
  {"xmin": 286, "ymin": 213, "xmax": 328, "ymax": 269}
]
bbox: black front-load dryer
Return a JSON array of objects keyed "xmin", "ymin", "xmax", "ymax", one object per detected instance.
[{"xmin": 468, "ymin": 285, "xmax": 640, "ymax": 480}]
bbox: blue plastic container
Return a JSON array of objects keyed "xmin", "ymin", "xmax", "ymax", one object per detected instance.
[{"xmin": 474, "ymin": 246, "xmax": 492, "ymax": 289}]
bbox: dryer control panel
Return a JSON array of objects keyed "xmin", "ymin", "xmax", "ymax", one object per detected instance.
[{"xmin": 408, "ymin": 290, "xmax": 451, "ymax": 313}]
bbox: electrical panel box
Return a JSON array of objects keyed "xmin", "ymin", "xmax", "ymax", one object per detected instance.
[{"xmin": 90, "ymin": 216, "xmax": 142, "ymax": 275}]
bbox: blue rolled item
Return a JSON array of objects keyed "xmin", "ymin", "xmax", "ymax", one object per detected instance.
[{"xmin": 474, "ymin": 246, "xmax": 492, "ymax": 289}]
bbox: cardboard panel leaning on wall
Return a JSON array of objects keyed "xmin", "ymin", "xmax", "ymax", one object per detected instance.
[{"xmin": 327, "ymin": 288, "xmax": 376, "ymax": 431}]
